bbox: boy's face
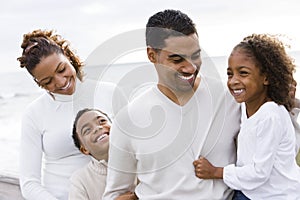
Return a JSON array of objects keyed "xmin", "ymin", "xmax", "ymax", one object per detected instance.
[{"xmin": 76, "ymin": 110, "xmax": 111, "ymax": 161}]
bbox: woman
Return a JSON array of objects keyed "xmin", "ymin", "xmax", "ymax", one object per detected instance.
[{"xmin": 17, "ymin": 29, "xmax": 125, "ymax": 200}]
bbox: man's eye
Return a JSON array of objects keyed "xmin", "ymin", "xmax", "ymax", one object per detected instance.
[
  {"xmin": 191, "ymin": 53, "xmax": 200, "ymax": 60},
  {"xmin": 172, "ymin": 58, "xmax": 184, "ymax": 63},
  {"xmin": 99, "ymin": 119, "xmax": 107, "ymax": 124}
]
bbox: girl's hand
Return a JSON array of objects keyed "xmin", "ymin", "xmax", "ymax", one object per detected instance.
[{"xmin": 193, "ymin": 156, "xmax": 223, "ymax": 179}]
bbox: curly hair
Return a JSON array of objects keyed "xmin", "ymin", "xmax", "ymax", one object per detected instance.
[
  {"xmin": 72, "ymin": 108, "xmax": 112, "ymax": 151},
  {"xmin": 146, "ymin": 9, "xmax": 197, "ymax": 50},
  {"xmin": 233, "ymin": 33, "xmax": 295, "ymax": 111},
  {"xmin": 17, "ymin": 29, "xmax": 84, "ymax": 81}
]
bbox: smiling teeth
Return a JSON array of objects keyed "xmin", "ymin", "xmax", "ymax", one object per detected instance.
[
  {"xmin": 97, "ymin": 134, "xmax": 107, "ymax": 142},
  {"xmin": 233, "ymin": 89, "xmax": 243, "ymax": 94},
  {"xmin": 61, "ymin": 81, "xmax": 70, "ymax": 90},
  {"xmin": 178, "ymin": 74, "xmax": 193, "ymax": 80}
]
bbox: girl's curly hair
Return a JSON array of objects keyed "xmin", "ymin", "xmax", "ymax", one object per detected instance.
[
  {"xmin": 233, "ymin": 33, "xmax": 295, "ymax": 111},
  {"xmin": 17, "ymin": 29, "xmax": 84, "ymax": 81}
]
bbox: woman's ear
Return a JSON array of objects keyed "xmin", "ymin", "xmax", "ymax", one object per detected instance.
[
  {"xmin": 80, "ymin": 146, "xmax": 90, "ymax": 155},
  {"xmin": 147, "ymin": 47, "xmax": 157, "ymax": 63}
]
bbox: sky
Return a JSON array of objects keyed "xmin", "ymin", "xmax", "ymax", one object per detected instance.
[{"xmin": 1, "ymin": 0, "xmax": 300, "ymax": 73}]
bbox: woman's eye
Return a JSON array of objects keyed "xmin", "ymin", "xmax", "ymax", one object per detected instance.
[
  {"xmin": 58, "ymin": 67, "xmax": 66, "ymax": 73},
  {"xmin": 41, "ymin": 79, "xmax": 52, "ymax": 86}
]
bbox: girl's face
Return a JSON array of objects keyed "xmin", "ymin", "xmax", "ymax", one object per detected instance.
[
  {"xmin": 227, "ymin": 48, "xmax": 269, "ymax": 107},
  {"xmin": 32, "ymin": 53, "xmax": 77, "ymax": 95}
]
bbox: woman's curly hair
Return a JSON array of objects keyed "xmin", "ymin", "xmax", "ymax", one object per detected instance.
[
  {"xmin": 233, "ymin": 33, "xmax": 295, "ymax": 111},
  {"xmin": 17, "ymin": 29, "xmax": 84, "ymax": 81}
]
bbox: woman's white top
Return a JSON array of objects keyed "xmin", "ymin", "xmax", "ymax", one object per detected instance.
[{"xmin": 19, "ymin": 80, "xmax": 126, "ymax": 200}]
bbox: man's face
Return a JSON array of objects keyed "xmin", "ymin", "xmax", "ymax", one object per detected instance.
[
  {"xmin": 76, "ymin": 110, "xmax": 111, "ymax": 161},
  {"xmin": 148, "ymin": 33, "xmax": 202, "ymax": 94}
]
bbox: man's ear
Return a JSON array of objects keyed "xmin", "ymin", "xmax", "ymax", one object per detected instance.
[
  {"xmin": 147, "ymin": 46, "xmax": 157, "ymax": 63},
  {"xmin": 80, "ymin": 146, "xmax": 90, "ymax": 155}
]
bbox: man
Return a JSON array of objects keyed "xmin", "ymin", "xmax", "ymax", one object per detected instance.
[
  {"xmin": 103, "ymin": 9, "xmax": 240, "ymax": 199},
  {"xmin": 70, "ymin": 108, "xmax": 137, "ymax": 200}
]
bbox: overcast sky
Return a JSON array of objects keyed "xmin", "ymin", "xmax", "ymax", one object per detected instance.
[{"xmin": 1, "ymin": 0, "xmax": 300, "ymax": 73}]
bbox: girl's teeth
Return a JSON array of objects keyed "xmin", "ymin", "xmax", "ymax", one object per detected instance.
[{"xmin": 233, "ymin": 89, "xmax": 243, "ymax": 94}]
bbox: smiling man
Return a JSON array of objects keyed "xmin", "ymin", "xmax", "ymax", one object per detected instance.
[{"xmin": 103, "ymin": 9, "xmax": 241, "ymax": 199}]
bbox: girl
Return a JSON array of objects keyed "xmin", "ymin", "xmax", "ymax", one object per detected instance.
[{"xmin": 193, "ymin": 34, "xmax": 300, "ymax": 199}]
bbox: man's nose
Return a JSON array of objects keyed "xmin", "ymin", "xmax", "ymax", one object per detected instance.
[{"xmin": 182, "ymin": 59, "xmax": 198, "ymax": 73}]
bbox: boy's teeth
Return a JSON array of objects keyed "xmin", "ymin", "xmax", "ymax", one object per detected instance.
[{"xmin": 97, "ymin": 134, "xmax": 107, "ymax": 141}]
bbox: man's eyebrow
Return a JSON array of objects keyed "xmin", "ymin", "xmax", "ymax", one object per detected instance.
[
  {"xmin": 168, "ymin": 49, "xmax": 201, "ymax": 59},
  {"xmin": 168, "ymin": 54, "xmax": 184, "ymax": 58}
]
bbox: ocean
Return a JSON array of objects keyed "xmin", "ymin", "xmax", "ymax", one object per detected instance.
[{"xmin": 1, "ymin": 53, "xmax": 300, "ymax": 178}]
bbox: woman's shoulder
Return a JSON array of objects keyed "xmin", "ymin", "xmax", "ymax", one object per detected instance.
[{"xmin": 24, "ymin": 92, "xmax": 52, "ymax": 113}]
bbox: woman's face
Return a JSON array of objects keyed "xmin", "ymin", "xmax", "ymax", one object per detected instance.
[{"xmin": 32, "ymin": 53, "xmax": 77, "ymax": 95}]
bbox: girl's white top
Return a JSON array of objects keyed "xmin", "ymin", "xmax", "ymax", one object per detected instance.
[{"xmin": 224, "ymin": 102, "xmax": 300, "ymax": 200}]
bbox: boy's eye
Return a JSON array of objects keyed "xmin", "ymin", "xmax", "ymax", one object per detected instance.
[{"xmin": 82, "ymin": 128, "xmax": 91, "ymax": 136}]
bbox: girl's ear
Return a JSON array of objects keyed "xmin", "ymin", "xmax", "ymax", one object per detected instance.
[
  {"xmin": 80, "ymin": 146, "xmax": 90, "ymax": 155},
  {"xmin": 147, "ymin": 47, "xmax": 157, "ymax": 63},
  {"xmin": 263, "ymin": 75, "xmax": 269, "ymax": 86}
]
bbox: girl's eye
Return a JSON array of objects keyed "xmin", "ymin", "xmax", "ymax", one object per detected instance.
[
  {"xmin": 227, "ymin": 71, "xmax": 233, "ymax": 78},
  {"xmin": 240, "ymin": 71, "xmax": 249, "ymax": 76}
]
